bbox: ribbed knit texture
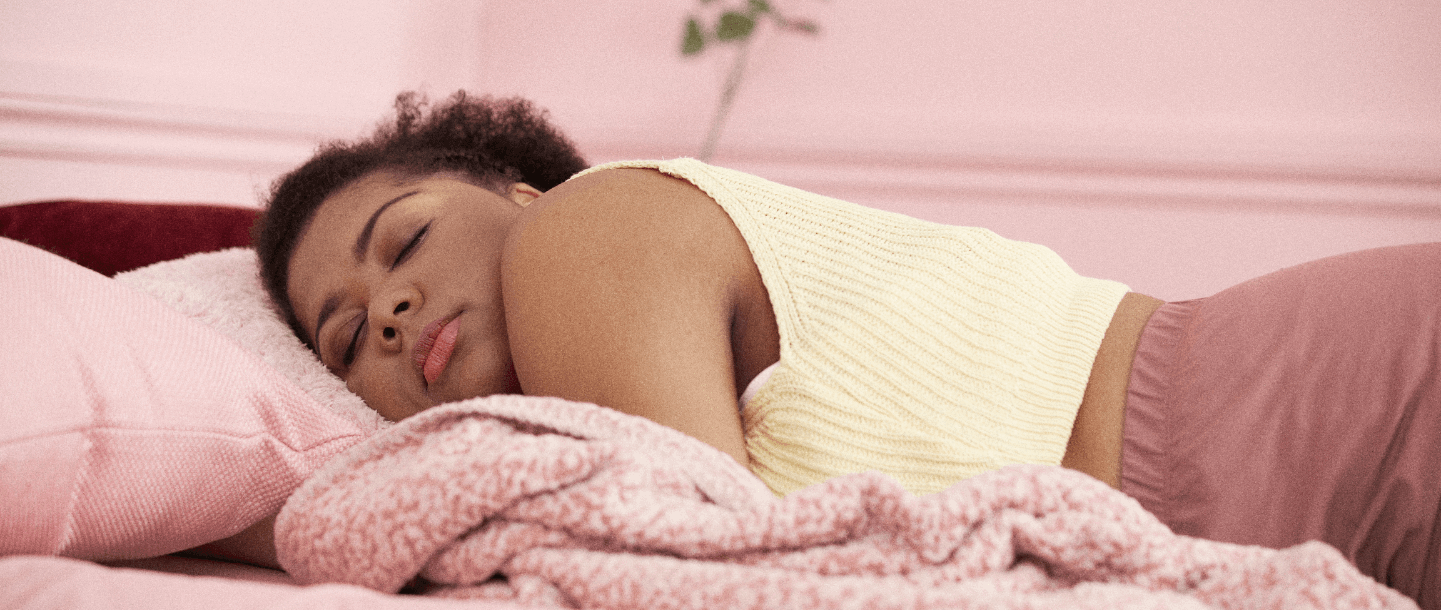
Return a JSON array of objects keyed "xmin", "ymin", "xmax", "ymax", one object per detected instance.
[{"xmin": 577, "ymin": 159, "xmax": 1131, "ymax": 496}]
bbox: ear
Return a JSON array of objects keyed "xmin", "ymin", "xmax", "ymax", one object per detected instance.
[{"xmin": 507, "ymin": 183, "xmax": 543, "ymax": 207}]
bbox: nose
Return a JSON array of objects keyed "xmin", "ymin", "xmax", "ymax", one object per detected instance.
[
  {"xmin": 371, "ymin": 288, "xmax": 420, "ymax": 352},
  {"xmin": 383, "ymin": 301, "xmax": 408, "ymax": 340}
]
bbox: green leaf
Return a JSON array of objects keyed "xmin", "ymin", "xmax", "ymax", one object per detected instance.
[
  {"xmin": 682, "ymin": 17, "xmax": 706, "ymax": 55},
  {"xmin": 748, "ymin": 0, "xmax": 772, "ymax": 15},
  {"xmin": 715, "ymin": 11, "xmax": 755, "ymax": 42}
]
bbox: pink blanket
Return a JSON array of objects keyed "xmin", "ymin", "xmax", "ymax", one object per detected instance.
[{"xmin": 275, "ymin": 395, "xmax": 1414, "ymax": 609}]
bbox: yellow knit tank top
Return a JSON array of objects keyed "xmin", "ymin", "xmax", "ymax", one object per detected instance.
[{"xmin": 575, "ymin": 159, "xmax": 1131, "ymax": 496}]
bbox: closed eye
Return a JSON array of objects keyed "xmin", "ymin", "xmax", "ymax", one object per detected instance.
[
  {"xmin": 342, "ymin": 316, "xmax": 366, "ymax": 367},
  {"xmin": 392, "ymin": 223, "xmax": 430, "ymax": 269}
]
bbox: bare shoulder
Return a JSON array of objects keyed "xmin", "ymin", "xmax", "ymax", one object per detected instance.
[
  {"xmin": 503, "ymin": 166, "xmax": 728, "ymax": 259},
  {"xmin": 499, "ymin": 166, "xmax": 756, "ymax": 463},
  {"xmin": 500, "ymin": 165, "xmax": 752, "ymax": 308},
  {"xmin": 499, "ymin": 164, "xmax": 751, "ymax": 336}
]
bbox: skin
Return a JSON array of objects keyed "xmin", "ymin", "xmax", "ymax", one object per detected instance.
[
  {"xmin": 287, "ymin": 167, "xmax": 783, "ymax": 464},
  {"xmin": 286, "ymin": 171, "xmax": 540, "ymax": 421},
  {"xmin": 501, "ymin": 168, "xmax": 783, "ymax": 464},
  {"xmin": 205, "ymin": 165, "xmax": 1160, "ymax": 570},
  {"xmin": 1062, "ymin": 292, "xmax": 1164, "ymax": 487}
]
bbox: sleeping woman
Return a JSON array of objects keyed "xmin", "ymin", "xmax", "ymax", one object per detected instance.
[{"xmin": 249, "ymin": 91, "xmax": 1438, "ymax": 604}]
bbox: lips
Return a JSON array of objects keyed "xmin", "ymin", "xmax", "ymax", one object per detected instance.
[{"xmin": 413, "ymin": 315, "xmax": 461, "ymax": 385}]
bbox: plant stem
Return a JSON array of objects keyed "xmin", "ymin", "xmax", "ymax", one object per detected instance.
[{"xmin": 698, "ymin": 36, "xmax": 754, "ymax": 162}]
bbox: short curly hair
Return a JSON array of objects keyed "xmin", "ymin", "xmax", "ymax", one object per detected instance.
[{"xmin": 253, "ymin": 91, "xmax": 588, "ymax": 346}]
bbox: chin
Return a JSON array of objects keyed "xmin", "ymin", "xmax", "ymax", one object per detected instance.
[
  {"xmin": 428, "ymin": 372, "xmax": 489, "ymax": 405},
  {"xmin": 439, "ymin": 351, "xmax": 518, "ymax": 400}
]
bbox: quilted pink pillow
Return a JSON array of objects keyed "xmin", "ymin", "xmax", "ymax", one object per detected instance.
[{"xmin": 0, "ymin": 237, "xmax": 367, "ymax": 561}]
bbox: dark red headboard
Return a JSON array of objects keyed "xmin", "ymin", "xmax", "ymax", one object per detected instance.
[{"xmin": 0, "ymin": 200, "xmax": 260, "ymax": 276}]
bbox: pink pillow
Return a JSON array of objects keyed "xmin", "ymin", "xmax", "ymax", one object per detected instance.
[
  {"xmin": 0, "ymin": 238, "xmax": 367, "ymax": 561},
  {"xmin": 113, "ymin": 248, "xmax": 386, "ymax": 435}
]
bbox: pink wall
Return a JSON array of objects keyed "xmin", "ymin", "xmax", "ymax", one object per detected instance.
[
  {"xmin": 474, "ymin": 0, "xmax": 1440, "ymax": 299},
  {"xmin": 2, "ymin": 0, "xmax": 1438, "ymax": 299},
  {"xmin": 477, "ymin": 0, "xmax": 1439, "ymax": 173},
  {"xmin": 0, "ymin": 0, "xmax": 483, "ymax": 203}
]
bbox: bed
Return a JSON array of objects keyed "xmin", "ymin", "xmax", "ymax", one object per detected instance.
[{"xmin": 0, "ymin": 199, "xmax": 1417, "ymax": 609}]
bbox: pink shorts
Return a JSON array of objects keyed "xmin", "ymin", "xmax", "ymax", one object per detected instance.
[{"xmin": 1121, "ymin": 243, "xmax": 1441, "ymax": 607}]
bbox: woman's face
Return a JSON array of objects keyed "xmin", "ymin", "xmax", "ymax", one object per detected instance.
[{"xmin": 287, "ymin": 170, "xmax": 539, "ymax": 421}]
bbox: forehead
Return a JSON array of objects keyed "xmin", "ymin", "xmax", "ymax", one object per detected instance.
[
  {"xmin": 292, "ymin": 172, "xmax": 407, "ymax": 266},
  {"xmin": 311, "ymin": 171, "xmax": 416, "ymax": 229}
]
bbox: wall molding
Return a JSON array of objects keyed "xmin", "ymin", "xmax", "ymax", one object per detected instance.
[
  {"xmin": 5, "ymin": 92, "xmax": 1438, "ymax": 217},
  {"xmin": 737, "ymin": 156, "xmax": 1441, "ymax": 217},
  {"xmin": 0, "ymin": 92, "xmax": 338, "ymax": 173},
  {"xmin": 588, "ymin": 144, "xmax": 1441, "ymax": 218}
]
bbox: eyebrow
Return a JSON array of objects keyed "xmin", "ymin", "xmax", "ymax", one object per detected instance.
[
  {"xmin": 310, "ymin": 190, "xmax": 419, "ymax": 350},
  {"xmin": 353, "ymin": 190, "xmax": 420, "ymax": 261}
]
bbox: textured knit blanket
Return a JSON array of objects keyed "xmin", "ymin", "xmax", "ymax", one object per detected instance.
[{"xmin": 274, "ymin": 395, "xmax": 1414, "ymax": 609}]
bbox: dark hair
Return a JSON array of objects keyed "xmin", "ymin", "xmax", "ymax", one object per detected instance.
[{"xmin": 253, "ymin": 91, "xmax": 588, "ymax": 345}]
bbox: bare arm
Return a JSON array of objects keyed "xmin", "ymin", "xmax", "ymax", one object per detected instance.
[
  {"xmin": 181, "ymin": 514, "xmax": 281, "ymax": 570},
  {"xmin": 502, "ymin": 169, "xmax": 755, "ymax": 464}
]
